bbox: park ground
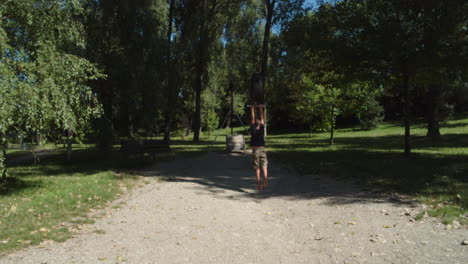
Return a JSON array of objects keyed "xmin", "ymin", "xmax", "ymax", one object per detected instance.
[{"xmin": 0, "ymin": 117, "xmax": 467, "ymax": 263}]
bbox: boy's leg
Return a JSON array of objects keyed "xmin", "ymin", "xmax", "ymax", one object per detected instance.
[
  {"xmin": 261, "ymin": 166, "xmax": 268, "ymax": 189},
  {"xmin": 252, "ymin": 149, "xmax": 262, "ymax": 190},
  {"xmin": 260, "ymin": 150, "xmax": 268, "ymax": 189},
  {"xmin": 255, "ymin": 168, "xmax": 262, "ymax": 190}
]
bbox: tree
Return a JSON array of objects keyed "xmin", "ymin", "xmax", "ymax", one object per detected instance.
[
  {"xmin": 188, "ymin": 0, "xmax": 245, "ymax": 142},
  {"xmin": 284, "ymin": 0, "xmax": 467, "ymax": 155},
  {"xmin": 0, "ymin": 0, "xmax": 103, "ymax": 178},
  {"xmin": 84, "ymin": 0, "xmax": 167, "ymax": 147}
]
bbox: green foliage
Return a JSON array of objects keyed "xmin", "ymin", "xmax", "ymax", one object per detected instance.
[
  {"xmin": 291, "ymin": 81, "xmax": 337, "ymax": 132},
  {"xmin": 357, "ymin": 97, "xmax": 384, "ymax": 130},
  {"xmin": 0, "ymin": 0, "xmax": 104, "ymax": 177},
  {"xmin": 201, "ymin": 88, "xmax": 220, "ymax": 134},
  {"xmin": 289, "ymin": 0, "xmax": 468, "ymax": 140}
]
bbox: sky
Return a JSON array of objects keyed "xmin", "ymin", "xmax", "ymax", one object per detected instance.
[
  {"xmin": 270, "ymin": 0, "xmax": 321, "ymax": 34},
  {"xmin": 303, "ymin": 0, "xmax": 319, "ymax": 9}
]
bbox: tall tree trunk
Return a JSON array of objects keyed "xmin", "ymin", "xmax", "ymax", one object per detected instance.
[
  {"xmin": 0, "ymin": 134, "xmax": 7, "ymax": 180},
  {"xmin": 193, "ymin": 68, "xmax": 204, "ymax": 142},
  {"xmin": 329, "ymin": 105, "xmax": 335, "ymax": 145},
  {"xmin": 128, "ymin": 113, "xmax": 135, "ymax": 139},
  {"xmin": 422, "ymin": 2, "xmax": 441, "ymax": 138},
  {"xmin": 260, "ymin": 0, "xmax": 275, "ymax": 137},
  {"xmin": 97, "ymin": 81, "xmax": 114, "ymax": 151},
  {"xmin": 403, "ymin": 72, "xmax": 411, "ymax": 156},
  {"xmin": 164, "ymin": 0, "xmax": 175, "ymax": 143},
  {"xmin": 261, "ymin": 0, "xmax": 274, "ymax": 77},
  {"xmin": 66, "ymin": 130, "xmax": 73, "ymax": 161},
  {"xmin": 193, "ymin": 0, "xmax": 210, "ymax": 142}
]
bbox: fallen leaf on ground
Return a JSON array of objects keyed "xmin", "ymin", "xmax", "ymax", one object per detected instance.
[{"xmin": 39, "ymin": 228, "xmax": 49, "ymax": 233}]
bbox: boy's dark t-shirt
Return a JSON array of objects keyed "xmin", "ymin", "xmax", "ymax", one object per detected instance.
[{"xmin": 250, "ymin": 124, "xmax": 265, "ymax": 147}]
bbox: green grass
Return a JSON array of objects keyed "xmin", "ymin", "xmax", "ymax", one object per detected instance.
[
  {"xmin": 265, "ymin": 116, "xmax": 467, "ymax": 225},
  {"xmin": 0, "ymin": 150, "xmax": 139, "ymax": 254},
  {"xmin": 1, "ymin": 117, "xmax": 466, "ymax": 255}
]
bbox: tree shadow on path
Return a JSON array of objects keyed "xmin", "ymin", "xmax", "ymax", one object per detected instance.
[{"xmin": 141, "ymin": 151, "xmax": 412, "ymax": 208}]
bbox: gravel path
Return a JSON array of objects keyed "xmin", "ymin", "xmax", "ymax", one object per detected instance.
[{"xmin": 1, "ymin": 152, "xmax": 467, "ymax": 264}]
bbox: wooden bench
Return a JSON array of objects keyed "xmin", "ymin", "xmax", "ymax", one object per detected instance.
[{"xmin": 121, "ymin": 139, "xmax": 170, "ymax": 159}]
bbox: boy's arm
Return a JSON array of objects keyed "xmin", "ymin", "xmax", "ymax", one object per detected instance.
[
  {"xmin": 250, "ymin": 105, "xmax": 255, "ymax": 125},
  {"xmin": 258, "ymin": 105, "xmax": 265, "ymax": 125}
]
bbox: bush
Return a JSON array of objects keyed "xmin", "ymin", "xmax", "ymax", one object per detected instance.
[
  {"xmin": 202, "ymin": 108, "xmax": 219, "ymax": 136},
  {"xmin": 357, "ymin": 97, "xmax": 384, "ymax": 130}
]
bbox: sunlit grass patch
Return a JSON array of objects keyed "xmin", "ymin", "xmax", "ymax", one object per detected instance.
[
  {"xmin": 0, "ymin": 150, "xmax": 138, "ymax": 254},
  {"xmin": 267, "ymin": 115, "xmax": 468, "ymax": 225}
]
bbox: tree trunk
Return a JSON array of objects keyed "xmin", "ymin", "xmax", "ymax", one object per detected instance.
[
  {"xmin": 422, "ymin": 2, "xmax": 441, "ymax": 138},
  {"xmin": 193, "ymin": 69, "xmax": 203, "ymax": 142},
  {"xmin": 261, "ymin": 0, "xmax": 275, "ymax": 77},
  {"xmin": 403, "ymin": 72, "xmax": 411, "ymax": 156},
  {"xmin": 154, "ymin": 121, "xmax": 160, "ymax": 137},
  {"xmin": 329, "ymin": 105, "xmax": 335, "ymax": 145},
  {"xmin": 35, "ymin": 133, "xmax": 42, "ymax": 145},
  {"xmin": 426, "ymin": 85, "xmax": 441, "ymax": 137},
  {"xmin": 260, "ymin": 0, "xmax": 275, "ymax": 137},
  {"xmin": 97, "ymin": 79, "xmax": 114, "ymax": 151},
  {"xmin": 193, "ymin": 0, "xmax": 209, "ymax": 142},
  {"xmin": 66, "ymin": 130, "xmax": 73, "ymax": 161},
  {"xmin": 0, "ymin": 134, "xmax": 7, "ymax": 180},
  {"xmin": 164, "ymin": 0, "xmax": 175, "ymax": 143},
  {"xmin": 128, "ymin": 113, "xmax": 135, "ymax": 139}
]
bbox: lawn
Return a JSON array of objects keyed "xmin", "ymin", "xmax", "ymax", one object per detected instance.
[
  {"xmin": 265, "ymin": 116, "xmax": 467, "ymax": 225},
  {"xmin": 0, "ymin": 116, "xmax": 466, "ymax": 254}
]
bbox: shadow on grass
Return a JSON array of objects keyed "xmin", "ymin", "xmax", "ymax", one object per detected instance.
[
  {"xmin": 440, "ymin": 121, "xmax": 468, "ymax": 129},
  {"xmin": 1, "ymin": 141, "xmax": 218, "ymax": 195},
  {"xmin": 0, "ymin": 177, "xmax": 43, "ymax": 196}
]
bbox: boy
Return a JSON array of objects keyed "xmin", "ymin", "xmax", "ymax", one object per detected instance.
[{"xmin": 250, "ymin": 104, "xmax": 268, "ymax": 190}]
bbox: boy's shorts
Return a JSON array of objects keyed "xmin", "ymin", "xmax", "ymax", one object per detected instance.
[{"xmin": 252, "ymin": 148, "xmax": 268, "ymax": 169}]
